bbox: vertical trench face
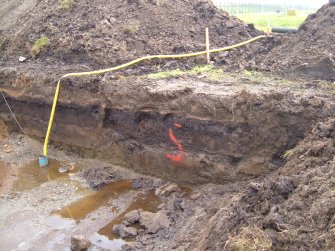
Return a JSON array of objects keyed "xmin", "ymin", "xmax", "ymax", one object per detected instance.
[{"xmin": 0, "ymin": 89, "xmax": 327, "ymax": 184}]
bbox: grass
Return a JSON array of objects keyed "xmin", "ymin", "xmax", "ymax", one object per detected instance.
[
  {"xmin": 147, "ymin": 69, "xmax": 187, "ymax": 79},
  {"xmin": 237, "ymin": 13, "xmax": 309, "ymax": 31},
  {"xmin": 59, "ymin": 0, "xmax": 74, "ymax": 10},
  {"xmin": 147, "ymin": 65, "xmax": 225, "ymax": 81},
  {"xmin": 30, "ymin": 36, "xmax": 49, "ymax": 58},
  {"xmin": 282, "ymin": 149, "xmax": 294, "ymax": 159}
]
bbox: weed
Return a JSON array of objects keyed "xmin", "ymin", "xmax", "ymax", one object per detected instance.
[
  {"xmin": 59, "ymin": 0, "xmax": 74, "ymax": 10},
  {"xmin": 30, "ymin": 36, "xmax": 49, "ymax": 58},
  {"xmin": 225, "ymin": 226, "xmax": 272, "ymax": 251}
]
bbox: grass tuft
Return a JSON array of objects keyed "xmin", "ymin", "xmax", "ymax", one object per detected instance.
[
  {"xmin": 282, "ymin": 149, "xmax": 294, "ymax": 159},
  {"xmin": 30, "ymin": 36, "xmax": 49, "ymax": 58}
]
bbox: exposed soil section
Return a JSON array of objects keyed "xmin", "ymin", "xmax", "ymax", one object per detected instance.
[
  {"xmin": 0, "ymin": 77, "xmax": 335, "ymax": 250},
  {"xmin": 1, "ymin": 68, "xmax": 335, "ymax": 184},
  {"xmin": 263, "ymin": 3, "xmax": 335, "ymax": 81}
]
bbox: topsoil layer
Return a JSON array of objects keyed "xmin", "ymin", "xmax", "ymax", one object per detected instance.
[
  {"xmin": 263, "ymin": 3, "xmax": 335, "ymax": 81},
  {"xmin": 0, "ymin": 0, "xmax": 259, "ymax": 70}
]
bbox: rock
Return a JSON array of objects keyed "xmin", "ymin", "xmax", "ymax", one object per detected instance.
[
  {"xmin": 139, "ymin": 211, "xmax": 170, "ymax": 234},
  {"xmin": 70, "ymin": 235, "xmax": 91, "ymax": 251},
  {"xmin": 123, "ymin": 210, "xmax": 140, "ymax": 226},
  {"xmin": 113, "ymin": 224, "xmax": 138, "ymax": 238},
  {"xmin": 131, "ymin": 177, "xmax": 155, "ymax": 190},
  {"xmin": 18, "ymin": 56, "xmax": 27, "ymax": 62},
  {"xmin": 155, "ymin": 182, "xmax": 181, "ymax": 197},
  {"xmin": 132, "ymin": 179, "xmax": 143, "ymax": 189},
  {"xmin": 81, "ymin": 166, "xmax": 119, "ymax": 189},
  {"xmin": 59, "ymin": 165, "xmax": 69, "ymax": 173}
]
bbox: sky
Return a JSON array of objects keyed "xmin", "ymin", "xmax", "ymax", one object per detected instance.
[{"xmin": 212, "ymin": 0, "xmax": 329, "ymax": 8}]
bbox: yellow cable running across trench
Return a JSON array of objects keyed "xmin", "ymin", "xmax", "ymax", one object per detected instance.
[{"xmin": 43, "ymin": 35, "xmax": 266, "ymax": 157}]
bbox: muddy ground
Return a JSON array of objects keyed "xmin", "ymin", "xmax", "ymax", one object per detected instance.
[{"xmin": 1, "ymin": 1, "xmax": 335, "ymax": 251}]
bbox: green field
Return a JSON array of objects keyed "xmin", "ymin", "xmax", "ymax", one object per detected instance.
[{"xmin": 236, "ymin": 13, "xmax": 310, "ymax": 31}]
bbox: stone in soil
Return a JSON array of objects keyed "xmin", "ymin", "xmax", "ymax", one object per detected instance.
[
  {"xmin": 113, "ymin": 224, "xmax": 138, "ymax": 238},
  {"xmin": 139, "ymin": 211, "xmax": 170, "ymax": 234},
  {"xmin": 155, "ymin": 182, "xmax": 182, "ymax": 197},
  {"xmin": 123, "ymin": 209, "xmax": 141, "ymax": 226},
  {"xmin": 70, "ymin": 235, "xmax": 91, "ymax": 251}
]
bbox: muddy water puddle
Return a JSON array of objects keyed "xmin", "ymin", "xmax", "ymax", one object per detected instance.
[
  {"xmin": 51, "ymin": 180, "xmax": 161, "ymax": 250},
  {"xmin": 55, "ymin": 180, "xmax": 132, "ymax": 221},
  {"xmin": 2, "ymin": 157, "xmax": 175, "ymax": 250},
  {"xmin": 13, "ymin": 159, "xmax": 80, "ymax": 191}
]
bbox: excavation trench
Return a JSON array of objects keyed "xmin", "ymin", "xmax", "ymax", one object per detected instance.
[{"xmin": 0, "ymin": 74, "xmax": 334, "ymax": 184}]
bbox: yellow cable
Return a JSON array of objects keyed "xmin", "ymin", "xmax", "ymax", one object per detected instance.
[
  {"xmin": 42, "ymin": 35, "xmax": 266, "ymax": 157},
  {"xmin": 43, "ymin": 80, "xmax": 61, "ymax": 156}
]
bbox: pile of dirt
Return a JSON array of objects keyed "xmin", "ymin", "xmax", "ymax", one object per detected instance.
[
  {"xmin": 264, "ymin": 3, "xmax": 335, "ymax": 81},
  {"xmin": 0, "ymin": 0, "xmax": 259, "ymax": 70}
]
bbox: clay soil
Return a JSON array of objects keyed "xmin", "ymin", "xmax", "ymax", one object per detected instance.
[{"xmin": 0, "ymin": 1, "xmax": 335, "ymax": 251}]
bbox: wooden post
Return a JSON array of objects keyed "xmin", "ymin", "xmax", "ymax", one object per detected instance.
[
  {"xmin": 205, "ymin": 28, "xmax": 210, "ymax": 64},
  {"xmin": 267, "ymin": 19, "xmax": 271, "ymax": 35}
]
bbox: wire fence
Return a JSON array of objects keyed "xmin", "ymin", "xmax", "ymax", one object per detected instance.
[
  {"xmin": 218, "ymin": 3, "xmax": 282, "ymax": 15},
  {"xmin": 213, "ymin": 1, "xmax": 318, "ymax": 15}
]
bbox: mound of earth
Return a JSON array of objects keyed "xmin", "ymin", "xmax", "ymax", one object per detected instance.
[
  {"xmin": 264, "ymin": 3, "xmax": 335, "ymax": 81},
  {"xmin": 0, "ymin": 0, "xmax": 259, "ymax": 70}
]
